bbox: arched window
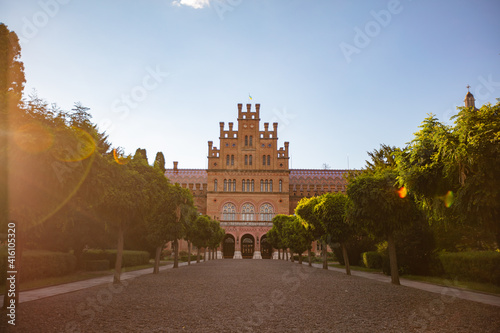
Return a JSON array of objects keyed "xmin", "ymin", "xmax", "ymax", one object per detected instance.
[
  {"xmin": 233, "ymin": 179, "xmax": 236, "ymax": 192},
  {"xmin": 249, "ymin": 136, "xmax": 253, "ymax": 146},
  {"xmin": 222, "ymin": 203, "xmax": 236, "ymax": 221},
  {"xmin": 260, "ymin": 204, "xmax": 274, "ymax": 221},
  {"xmin": 246, "ymin": 179, "xmax": 250, "ymax": 192},
  {"xmin": 249, "ymin": 155, "xmax": 253, "ymax": 165},
  {"xmin": 231, "ymin": 155, "xmax": 234, "ymax": 166},
  {"xmin": 245, "ymin": 135, "xmax": 248, "ymax": 146},
  {"xmin": 262, "ymin": 155, "xmax": 266, "ymax": 166},
  {"xmin": 226, "ymin": 154, "xmax": 230, "ymax": 166},
  {"xmin": 251, "ymin": 180, "xmax": 254, "ymax": 192},
  {"xmin": 214, "ymin": 179, "xmax": 218, "ymax": 192},
  {"xmin": 265, "ymin": 180, "xmax": 269, "ymax": 192},
  {"xmin": 260, "ymin": 179, "xmax": 264, "ymax": 192},
  {"xmin": 245, "ymin": 155, "xmax": 248, "ymax": 165},
  {"xmin": 242, "ymin": 203, "xmax": 255, "ymax": 221},
  {"xmin": 267, "ymin": 155, "xmax": 271, "ymax": 165},
  {"xmin": 270, "ymin": 180, "xmax": 273, "ymax": 192},
  {"xmin": 242, "ymin": 179, "xmax": 246, "ymax": 192},
  {"xmin": 227, "ymin": 179, "xmax": 231, "ymax": 192},
  {"xmin": 279, "ymin": 179, "xmax": 282, "ymax": 192},
  {"xmin": 224, "ymin": 179, "xmax": 227, "ymax": 192}
]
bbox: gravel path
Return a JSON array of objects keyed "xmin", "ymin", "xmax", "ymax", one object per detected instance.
[{"xmin": 1, "ymin": 260, "xmax": 500, "ymax": 332}]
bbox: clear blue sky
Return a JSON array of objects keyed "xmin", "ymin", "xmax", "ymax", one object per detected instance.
[{"xmin": 1, "ymin": 0, "xmax": 499, "ymax": 170}]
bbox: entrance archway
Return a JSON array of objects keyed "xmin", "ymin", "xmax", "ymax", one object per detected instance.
[
  {"xmin": 241, "ymin": 234, "xmax": 254, "ymax": 259},
  {"xmin": 260, "ymin": 235, "xmax": 272, "ymax": 259},
  {"xmin": 223, "ymin": 235, "xmax": 235, "ymax": 259}
]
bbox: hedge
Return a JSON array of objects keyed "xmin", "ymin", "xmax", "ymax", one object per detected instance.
[
  {"xmin": 81, "ymin": 249, "xmax": 150, "ymax": 269},
  {"xmin": 438, "ymin": 251, "xmax": 500, "ymax": 285},
  {"xmin": 362, "ymin": 251, "xmax": 383, "ymax": 269},
  {"xmin": 0, "ymin": 249, "xmax": 77, "ymax": 284},
  {"xmin": 85, "ymin": 260, "xmax": 110, "ymax": 271}
]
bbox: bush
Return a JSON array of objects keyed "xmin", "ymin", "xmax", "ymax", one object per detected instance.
[
  {"xmin": 0, "ymin": 250, "xmax": 77, "ymax": 283},
  {"xmin": 438, "ymin": 251, "xmax": 500, "ymax": 285},
  {"xmin": 85, "ymin": 260, "xmax": 110, "ymax": 271},
  {"xmin": 180, "ymin": 255, "xmax": 203, "ymax": 262},
  {"xmin": 362, "ymin": 251, "xmax": 383, "ymax": 269},
  {"xmin": 82, "ymin": 249, "xmax": 150, "ymax": 269}
]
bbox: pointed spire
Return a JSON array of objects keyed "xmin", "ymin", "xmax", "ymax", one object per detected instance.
[{"xmin": 464, "ymin": 85, "xmax": 475, "ymax": 109}]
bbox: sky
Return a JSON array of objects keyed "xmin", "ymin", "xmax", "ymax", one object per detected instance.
[{"xmin": 1, "ymin": 0, "xmax": 499, "ymax": 170}]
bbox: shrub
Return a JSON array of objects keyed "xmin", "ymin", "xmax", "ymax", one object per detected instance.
[
  {"xmin": 82, "ymin": 249, "xmax": 150, "ymax": 269},
  {"xmin": 438, "ymin": 251, "xmax": 500, "ymax": 285},
  {"xmin": 362, "ymin": 251, "xmax": 383, "ymax": 269},
  {"xmin": 0, "ymin": 250, "xmax": 77, "ymax": 283},
  {"xmin": 85, "ymin": 260, "xmax": 110, "ymax": 271}
]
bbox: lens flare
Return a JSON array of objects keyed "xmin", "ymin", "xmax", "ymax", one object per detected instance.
[
  {"xmin": 444, "ymin": 190, "xmax": 454, "ymax": 208},
  {"xmin": 13, "ymin": 122, "xmax": 54, "ymax": 153},
  {"xmin": 397, "ymin": 186, "xmax": 407, "ymax": 198},
  {"xmin": 113, "ymin": 148, "xmax": 130, "ymax": 165},
  {"xmin": 53, "ymin": 127, "xmax": 96, "ymax": 162}
]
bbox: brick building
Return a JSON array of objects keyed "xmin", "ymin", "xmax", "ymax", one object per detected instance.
[{"xmin": 165, "ymin": 103, "xmax": 347, "ymax": 259}]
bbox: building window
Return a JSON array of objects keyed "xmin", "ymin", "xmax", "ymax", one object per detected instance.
[
  {"xmin": 246, "ymin": 179, "xmax": 250, "ymax": 192},
  {"xmin": 242, "ymin": 203, "xmax": 255, "ymax": 221},
  {"xmin": 262, "ymin": 155, "xmax": 266, "ymax": 166},
  {"xmin": 260, "ymin": 203, "xmax": 274, "ymax": 221},
  {"xmin": 270, "ymin": 180, "xmax": 273, "ymax": 192},
  {"xmin": 226, "ymin": 154, "xmax": 230, "ymax": 166},
  {"xmin": 251, "ymin": 180, "xmax": 254, "ymax": 192},
  {"xmin": 245, "ymin": 155, "xmax": 248, "ymax": 165},
  {"xmin": 242, "ymin": 180, "xmax": 246, "ymax": 192},
  {"xmin": 267, "ymin": 155, "xmax": 271, "ymax": 166},
  {"xmin": 224, "ymin": 179, "xmax": 227, "ymax": 192},
  {"xmin": 227, "ymin": 179, "xmax": 231, "ymax": 192},
  {"xmin": 279, "ymin": 179, "xmax": 282, "ymax": 192},
  {"xmin": 231, "ymin": 155, "xmax": 234, "ymax": 166},
  {"xmin": 222, "ymin": 203, "xmax": 236, "ymax": 221},
  {"xmin": 249, "ymin": 136, "xmax": 253, "ymax": 146},
  {"xmin": 233, "ymin": 179, "xmax": 236, "ymax": 192},
  {"xmin": 265, "ymin": 180, "xmax": 269, "ymax": 192},
  {"xmin": 249, "ymin": 155, "xmax": 253, "ymax": 165},
  {"xmin": 260, "ymin": 179, "xmax": 264, "ymax": 192},
  {"xmin": 214, "ymin": 179, "xmax": 218, "ymax": 192},
  {"xmin": 245, "ymin": 135, "xmax": 248, "ymax": 146}
]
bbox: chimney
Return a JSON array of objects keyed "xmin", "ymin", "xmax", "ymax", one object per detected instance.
[
  {"xmin": 173, "ymin": 161, "xmax": 178, "ymax": 171},
  {"xmin": 238, "ymin": 103, "xmax": 242, "ymax": 112},
  {"xmin": 264, "ymin": 122, "xmax": 269, "ymax": 131},
  {"xmin": 229, "ymin": 122, "xmax": 233, "ymax": 131},
  {"xmin": 246, "ymin": 104, "xmax": 251, "ymax": 112},
  {"xmin": 255, "ymin": 104, "xmax": 260, "ymax": 113}
]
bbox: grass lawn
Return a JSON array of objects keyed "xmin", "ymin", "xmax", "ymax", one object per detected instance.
[{"xmin": 330, "ymin": 264, "xmax": 500, "ymax": 295}]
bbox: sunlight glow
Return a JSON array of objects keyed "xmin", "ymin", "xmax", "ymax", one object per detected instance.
[{"xmin": 397, "ymin": 186, "xmax": 407, "ymax": 198}]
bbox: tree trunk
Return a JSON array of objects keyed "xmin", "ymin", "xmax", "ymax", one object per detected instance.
[
  {"xmin": 114, "ymin": 224, "xmax": 124, "ymax": 283},
  {"xmin": 197, "ymin": 247, "xmax": 201, "ymax": 263},
  {"xmin": 278, "ymin": 249, "xmax": 281, "ymax": 260},
  {"xmin": 387, "ymin": 233, "xmax": 400, "ymax": 285},
  {"xmin": 212, "ymin": 248, "xmax": 215, "ymax": 260},
  {"xmin": 153, "ymin": 245, "xmax": 162, "ymax": 274},
  {"xmin": 307, "ymin": 248, "xmax": 312, "ymax": 267},
  {"xmin": 187, "ymin": 241, "xmax": 191, "ymax": 266},
  {"xmin": 290, "ymin": 251, "xmax": 295, "ymax": 262},
  {"xmin": 322, "ymin": 242, "xmax": 328, "ymax": 270},
  {"xmin": 204, "ymin": 247, "xmax": 207, "ymax": 262},
  {"xmin": 285, "ymin": 249, "xmax": 288, "ymax": 261},
  {"xmin": 298, "ymin": 253, "xmax": 302, "ymax": 264},
  {"xmin": 341, "ymin": 243, "xmax": 351, "ymax": 275},
  {"xmin": 173, "ymin": 239, "xmax": 179, "ymax": 268}
]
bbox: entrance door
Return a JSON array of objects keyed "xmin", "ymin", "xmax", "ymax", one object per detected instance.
[
  {"xmin": 241, "ymin": 235, "xmax": 254, "ymax": 259},
  {"xmin": 260, "ymin": 236, "xmax": 272, "ymax": 259},
  {"xmin": 223, "ymin": 235, "xmax": 235, "ymax": 258}
]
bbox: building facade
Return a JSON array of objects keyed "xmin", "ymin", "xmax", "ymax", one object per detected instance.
[{"xmin": 165, "ymin": 103, "xmax": 347, "ymax": 259}]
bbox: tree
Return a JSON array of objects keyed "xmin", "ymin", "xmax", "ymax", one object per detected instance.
[
  {"xmin": 189, "ymin": 215, "xmax": 213, "ymax": 263},
  {"xmin": 314, "ymin": 193, "xmax": 354, "ymax": 275},
  {"xmin": 268, "ymin": 215, "xmax": 289, "ymax": 260},
  {"xmin": 347, "ymin": 169, "xmax": 415, "ymax": 285},
  {"xmin": 154, "ymin": 151, "xmax": 166, "ymax": 173},
  {"xmin": 282, "ymin": 215, "xmax": 313, "ymax": 264},
  {"xmin": 208, "ymin": 219, "xmax": 225, "ymax": 260},
  {"xmin": 295, "ymin": 196, "xmax": 329, "ymax": 269}
]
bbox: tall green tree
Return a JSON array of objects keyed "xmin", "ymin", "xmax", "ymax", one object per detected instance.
[
  {"xmin": 281, "ymin": 215, "xmax": 313, "ymax": 264},
  {"xmin": 154, "ymin": 151, "xmax": 166, "ymax": 173},
  {"xmin": 314, "ymin": 193, "xmax": 354, "ymax": 275}
]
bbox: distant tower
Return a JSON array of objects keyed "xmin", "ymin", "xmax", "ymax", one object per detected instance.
[{"xmin": 464, "ymin": 85, "xmax": 475, "ymax": 109}]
